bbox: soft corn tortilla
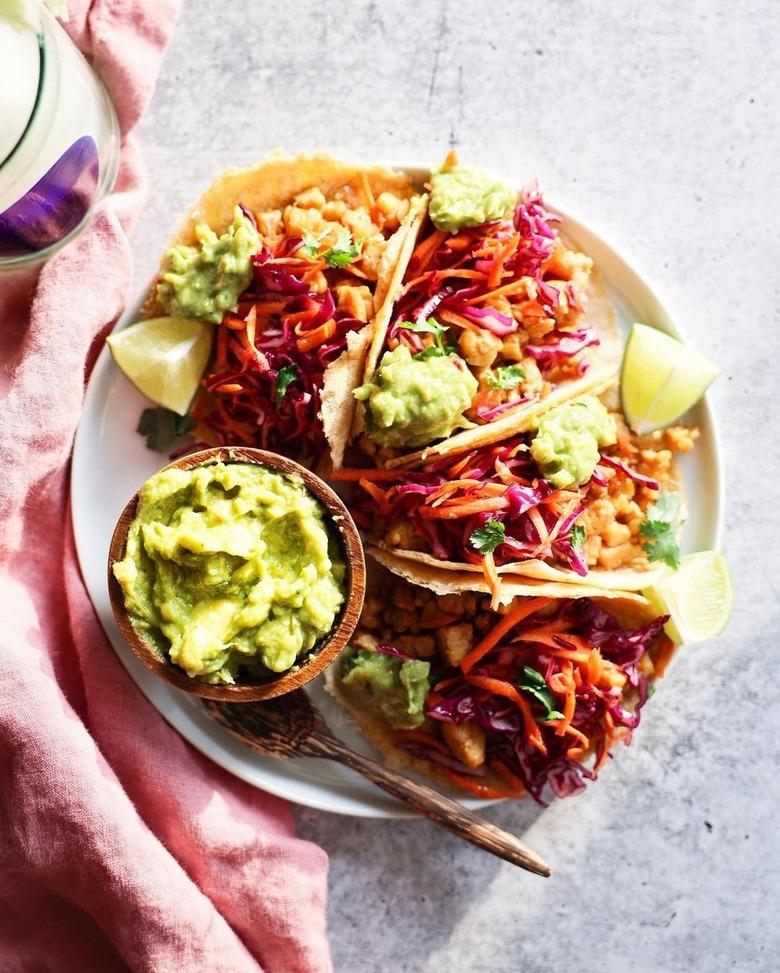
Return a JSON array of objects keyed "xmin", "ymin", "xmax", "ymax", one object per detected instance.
[
  {"xmin": 327, "ymin": 556, "xmax": 663, "ymax": 795},
  {"xmin": 324, "ymin": 193, "xmax": 428, "ymax": 467},
  {"xmin": 141, "ymin": 151, "xmax": 421, "ymax": 468},
  {"xmin": 368, "ymin": 547, "xmax": 658, "ymax": 601}
]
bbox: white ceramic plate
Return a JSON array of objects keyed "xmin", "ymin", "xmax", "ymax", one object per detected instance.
[{"xmin": 71, "ymin": 183, "xmax": 724, "ymax": 818}]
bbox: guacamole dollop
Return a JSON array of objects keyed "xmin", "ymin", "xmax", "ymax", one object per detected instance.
[
  {"xmin": 429, "ymin": 164, "xmax": 518, "ymax": 233},
  {"xmin": 530, "ymin": 396, "xmax": 618, "ymax": 489},
  {"xmin": 112, "ymin": 462, "xmax": 345, "ymax": 683},
  {"xmin": 340, "ymin": 647, "xmax": 430, "ymax": 729},
  {"xmin": 156, "ymin": 207, "xmax": 260, "ymax": 324},
  {"xmin": 354, "ymin": 344, "xmax": 478, "ymax": 448}
]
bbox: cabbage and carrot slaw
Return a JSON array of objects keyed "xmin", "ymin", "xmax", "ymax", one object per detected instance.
[{"xmin": 391, "ymin": 595, "xmax": 672, "ymax": 802}]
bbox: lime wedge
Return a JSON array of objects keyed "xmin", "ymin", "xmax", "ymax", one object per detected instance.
[
  {"xmin": 645, "ymin": 551, "xmax": 732, "ymax": 645},
  {"xmin": 107, "ymin": 316, "xmax": 213, "ymax": 416},
  {"xmin": 620, "ymin": 323, "xmax": 719, "ymax": 435}
]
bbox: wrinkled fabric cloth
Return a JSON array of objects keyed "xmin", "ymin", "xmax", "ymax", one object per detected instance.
[{"xmin": 0, "ymin": 3, "xmax": 331, "ymax": 971}]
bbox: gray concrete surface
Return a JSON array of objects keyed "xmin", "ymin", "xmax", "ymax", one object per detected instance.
[{"xmin": 133, "ymin": 2, "xmax": 779, "ymax": 969}]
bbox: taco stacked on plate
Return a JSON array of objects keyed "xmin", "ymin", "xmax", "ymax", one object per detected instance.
[
  {"xmin": 142, "ymin": 153, "xmax": 425, "ymax": 467},
  {"xmin": 328, "ymin": 566, "xmax": 674, "ymax": 802}
]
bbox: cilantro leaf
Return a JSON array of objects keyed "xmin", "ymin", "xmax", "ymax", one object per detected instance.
[
  {"xmin": 640, "ymin": 490, "xmax": 685, "ymax": 569},
  {"xmin": 275, "ymin": 364, "xmax": 299, "ymax": 406},
  {"xmin": 469, "ymin": 519, "xmax": 506, "ymax": 554},
  {"xmin": 486, "ymin": 364, "xmax": 525, "ymax": 390},
  {"xmin": 569, "ymin": 524, "xmax": 586, "ymax": 551},
  {"xmin": 519, "ymin": 666, "xmax": 564, "ymax": 722},
  {"xmin": 301, "ymin": 231, "xmax": 323, "ymax": 258},
  {"xmin": 322, "ymin": 227, "xmax": 360, "ymax": 268},
  {"xmin": 399, "ymin": 318, "xmax": 457, "ymax": 361},
  {"xmin": 137, "ymin": 407, "xmax": 195, "ymax": 453},
  {"xmin": 397, "ymin": 317, "xmax": 448, "ymax": 338}
]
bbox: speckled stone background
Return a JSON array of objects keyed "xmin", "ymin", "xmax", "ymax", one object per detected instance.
[{"xmin": 133, "ymin": 2, "xmax": 779, "ymax": 970}]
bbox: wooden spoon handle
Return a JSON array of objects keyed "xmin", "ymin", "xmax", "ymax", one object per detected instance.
[{"xmin": 310, "ymin": 734, "xmax": 551, "ymax": 876}]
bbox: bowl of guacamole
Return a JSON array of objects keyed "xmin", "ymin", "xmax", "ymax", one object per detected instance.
[{"xmin": 108, "ymin": 447, "xmax": 366, "ymax": 701}]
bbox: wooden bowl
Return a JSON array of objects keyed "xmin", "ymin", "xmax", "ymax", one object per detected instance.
[{"xmin": 107, "ymin": 446, "xmax": 366, "ymax": 702}]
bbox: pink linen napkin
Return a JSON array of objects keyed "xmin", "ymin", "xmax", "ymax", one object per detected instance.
[{"xmin": 0, "ymin": 3, "xmax": 331, "ymax": 971}]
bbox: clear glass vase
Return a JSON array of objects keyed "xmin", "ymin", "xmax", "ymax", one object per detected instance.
[{"xmin": 0, "ymin": 7, "xmax": 120, "ymax": 269}]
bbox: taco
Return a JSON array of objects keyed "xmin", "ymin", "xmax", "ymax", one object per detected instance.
[
  {"xmin": 349, "ymin": 153, "xmax": 622, "ymax": 467},
  {"xmin": 327, "ymin": 565, "xmax": 675, "ymax": 802},
  {"xmin": 332, "ymin": 391, "xmax": 698, "ymax": 601},
  {"xmin": 142, "ymin": 152, "xmax": 425, "ymax": 468}
]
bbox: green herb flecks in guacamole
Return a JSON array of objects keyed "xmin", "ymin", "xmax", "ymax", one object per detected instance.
[
  {"xmin": 112, "ymin": 462, "xmax": 345, "ymax": 683},
  {"xmin": 530, "ymin": 396, "xmax": 617, "ymax": 489},
  {"xmin": 156, "ymin": 207, "xmax": 260, "ymax": 324},
  {"xmin": 340, "ymin": 647, "xmax": 430, "ymax": 729},
  {"xmin": 354, "ymin": 344, "xmax": 477, "ymax": 448},
  {"xmin": 429, "ymin": 164, "xmax": 518, "ymax": 233}
]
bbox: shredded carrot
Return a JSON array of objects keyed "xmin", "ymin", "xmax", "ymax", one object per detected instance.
[
  {"xmin": 252, "ymin": 299, "xmax": 289, "ymax": 315},
  {"xmin": 437, "ymin": 309, "xmax": 484, "ymax": 334},
  {"xmin": 563, "ymin": 724, "xmax": 590, "ymax": 749},
  {"xmin": 418, "ymin": 496, "xmax": 509, "ymax": 520},
  {"xmin": 215, "ymin": 321, "xmax": 228, "ymax": 368},
  {"xmin": 214, "ymin": 383, "xmax": 243, "ymax": 393},
  {"xmin": 427, "ymin": 479, "xmax": 482, "ymax": 504},
  {"xmin": 482, "ymin": 551, "xmax": 501, "ymax": 611},
  {"xmin": 554, "ymin": 662, "xmax": 576, "ymax": 737},
  {"xmin": 216, "ymin": 402, "xmax": 253, "ymax": 444},
  {"xmin": 295, "ymin": 318, "xmax": 337, "ymax": 352},
  {"xmin": 651, "ymin": 634, "xmax": 677, "ymax": 679},
  {"xmin": 465, "ymin": 278, "xmax": 531, "ymax": 305},
  {"xmin": 438, "ymin": 767, "xmax": 521, "ymax": 800},
  {"xmin": 358, "ymin": 478, "xmax": 388, "ymax": 508},
  {"xmin": 461, "ymin": 597, "xmax": 551, "ymax": 673},
  {"xmin": 513, "ymin": 631, "xmax": 591, "ymax": 656},
  {"xmin": 410, "ymin": 229, "xmax": 448, "ymax": 274},
  {"xmin": 435, "ymin": 482, "xmax": 508, "ymax": 505},
  {"xmin": 358, "ymin": 170, "xmax": 375, "ymax": 211},
  {"xmin": 442, "ymin": 149, "xmax": 459, "ymax": 170},
  {"xmin": 329, "ymin": 468, "xmax": 404, "ymax": 482},
  {"xmin": 466, "ymin": 674, "xmax": 546, "ymax": 754},
  {"xmin": 586, "ymin": 649, "xmax": 603, "ymax": 686},
  {"xmin": 222, "ymin": 314, "xmax": 247, "ymax": 331}
]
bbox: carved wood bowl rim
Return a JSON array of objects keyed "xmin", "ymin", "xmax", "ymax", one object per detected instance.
[{"xmin": 107, "ymin": 446, "xmax": 366, "ymax": 703}]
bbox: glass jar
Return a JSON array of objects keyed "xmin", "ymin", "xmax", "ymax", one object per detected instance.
[{"xmin": 0, "ymin": 7, "xmax": 120, "ymax": 268}]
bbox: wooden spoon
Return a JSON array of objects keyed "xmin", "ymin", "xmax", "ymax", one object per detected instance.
[{"xmin": 204, "ymin": 691, "xmax": 552, "ymax": 877}]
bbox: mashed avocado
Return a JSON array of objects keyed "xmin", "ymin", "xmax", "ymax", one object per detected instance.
[
  {"xmin": 429, "ymin": 164, "xmax": 517, "ymax": 233},
  {"xmin": 157, "ymin": 207, "xmax": 260, "ymax": 324},
  {"xmin": 530, "ymin": 396, "xmax": 617, "ymax": 489},
  {"xmin": 112, "ymin": 462, "xmax": 345, "ymax": 683},
  {"xmin": 354, "ymin": 344, "xmax": 478, "ymax": 448},
  {"xmin": 340, "ymin": 647, "xmax": 430, "ymax": 729}
]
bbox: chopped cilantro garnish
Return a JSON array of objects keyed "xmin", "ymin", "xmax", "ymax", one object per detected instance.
[
  {"xmin": 570, "ymin": 524, "xmax": 586, "ymax": 551},
  {"xmin": 519, "ymin": 666, "xmax": 564, "ymax": 722},
  {"xmin": 486, "ymin": 364, "xmax": 525, "ymax": 390},
  {"xmin": 640, "ymin": 490, "xmax": 685, "ymax": 569},
  {"xmin": 275, "ymin": 364, "xmax": 299, "ymax": 406},
  {"xmin": 323, "ymin": 227, "xmax": 360, "ymax": 268},
  {"xmin": 137, "ymin": 407, "xmax": 195, "ymax": 453},
  {"xmin": 301, "ymin": 231, "xmax": 323, "ymax": 258},
  {"xmin": 301, "ymin": 227, "xmax": 361, "ymax": 268},
  {"xmin": 469, "ymin": 518, "xmax": 506, "ymax": 553},
  {"xmin": 398, "ymin": 317, "xmax": 456, "ymax": 360}
]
